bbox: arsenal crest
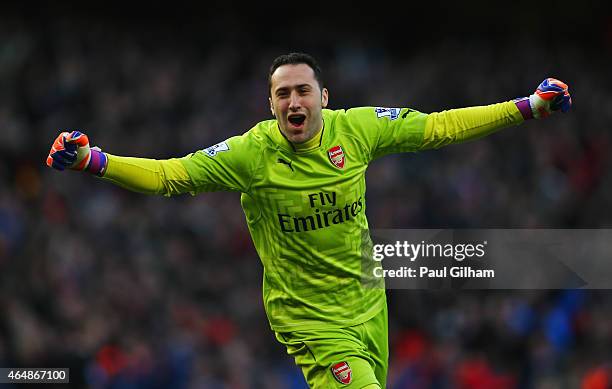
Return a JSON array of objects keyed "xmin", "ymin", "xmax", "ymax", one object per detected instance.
[
  {"xmin": 331, "ymin": 361, "xmax": 352, "ymax": 384},
  {"xmin": 328, "ymin": 145, "xmax": 345, "ymax": 169}
]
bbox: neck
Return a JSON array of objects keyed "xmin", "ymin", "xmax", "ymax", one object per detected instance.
[{"xmin": 293, "ymin": 124, "xmax": 324, "ymax": 152}]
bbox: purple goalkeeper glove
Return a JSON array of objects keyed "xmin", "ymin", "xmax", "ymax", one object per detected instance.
[
  {"xmin": 515, "ymin": 78, "xmax": 572, "ymax": 119},
  {"xmin": 46, "ymin": 131, "xmax": 107, "ymax": 176}
]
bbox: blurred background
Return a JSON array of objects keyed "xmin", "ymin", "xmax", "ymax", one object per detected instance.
[{"xmin": 1, "ymin": 1, "xmax": 612, "ymax": 388}]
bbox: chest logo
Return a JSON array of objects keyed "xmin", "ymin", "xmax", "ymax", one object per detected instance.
[
  {"xmin": 331, "ymin": 361, "xmax": 352, "ymax": 384},
  {"xmin": 328, "ymin": 145, "xmax": 345, "ymax": 169}
]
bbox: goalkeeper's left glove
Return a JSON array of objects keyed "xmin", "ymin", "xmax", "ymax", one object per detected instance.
[{"xmin": 515, "ymin": 78, "xmax": 572, "ymax": 119}]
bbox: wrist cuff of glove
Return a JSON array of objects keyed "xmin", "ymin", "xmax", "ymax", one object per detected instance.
[
  {"xmin": 86, "ymin": 149, "xmax": 107, "ymax": 176},
  {"xmin": 514, "ymin": 97, "xmax": 534, "ymax": 120}
]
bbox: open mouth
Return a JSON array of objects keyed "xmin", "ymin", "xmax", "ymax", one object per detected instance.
[{"xmin": 288, "ymin": 114, "xmax": 306, "ymax": 127}]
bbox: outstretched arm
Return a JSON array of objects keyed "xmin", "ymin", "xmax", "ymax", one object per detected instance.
[
  {"xmin": 46, "ymin": 131, "xmax": 257, "ymax": 195},
  {"xmin": 360, "ymin": 78, "xmax": 571, "ymax": 160},
  {"xmin": 46, "ymin": 131, "xmax": 194, "ymax": 196},
  {"xmin": 421, "ymin": 78, "xmax": 572, "ymax": 149}
]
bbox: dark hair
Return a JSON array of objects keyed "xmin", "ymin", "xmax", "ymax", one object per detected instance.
[{"xmin": 268, "ymin": 52, "xmax": 323, "ymax": 93}]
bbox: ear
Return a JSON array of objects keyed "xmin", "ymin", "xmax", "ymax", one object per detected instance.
[
  {"xmin": 321, "ymin": 88, "xmax": 329, "ymax": 108},
  {"xmin": 269, "ymin": 97, "xmax": 276, "ymax": 117}
]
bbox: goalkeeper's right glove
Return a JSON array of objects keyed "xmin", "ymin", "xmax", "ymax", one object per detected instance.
[{"xmin": 46, "ymin": 131, "xmax": 107, "ymax": 176}]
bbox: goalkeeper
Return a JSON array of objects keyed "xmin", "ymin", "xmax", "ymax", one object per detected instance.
[{"xmin": 46, "ymin": 53, "xmax": 571, "ymax": 388}]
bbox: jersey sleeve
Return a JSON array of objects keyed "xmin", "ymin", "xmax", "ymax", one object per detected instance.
[
  {"xmin": 345, "ymin": 101, "xmax": 524, "ymax": 161},
  {"xmin": 420, "ymin": 101, "xmax": 524, "ymax": 150},
  {"xmin": 178, "ymin": 132, "xmax": 262, "ymax": 193},
  {"xmin": 102, "ymin": 131, "xmax": 262, "ymax": 196},
  {"xmin": 343, "ymin": 106, "xmax": 429, "ymax": 161},
  {"xmin": 103, "ymin": 155, "xmax": 195, "ymax": 196}
]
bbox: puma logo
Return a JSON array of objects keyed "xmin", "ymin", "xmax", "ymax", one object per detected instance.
[{"xmin": 277, "ymin": 158, "xmax": 294, "ymax": 172}]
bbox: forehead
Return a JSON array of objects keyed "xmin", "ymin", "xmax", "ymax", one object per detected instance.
[{"xmin": 270, "ymin": 63, "xmax": 318, "ymax": 91}]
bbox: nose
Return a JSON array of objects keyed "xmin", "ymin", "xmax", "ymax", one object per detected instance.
[{"xmin": 288, "ymin": 91, "xmax": 301, "ymax": 111}]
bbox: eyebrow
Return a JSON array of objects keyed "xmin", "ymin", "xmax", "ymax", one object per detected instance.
[{"xmin": 274, "ymin": 84, "xmax": 312, "ymax": 94}]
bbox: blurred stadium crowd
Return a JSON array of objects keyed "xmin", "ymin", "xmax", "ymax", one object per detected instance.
[{"xmin": 1, "ymin": 4, "xmax": 612, "ymax": 388}]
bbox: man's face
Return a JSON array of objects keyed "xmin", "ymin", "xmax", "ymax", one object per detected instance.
[{"xmin": 269, "ymin": 63, "xmax": 329, "ymax": 144}]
